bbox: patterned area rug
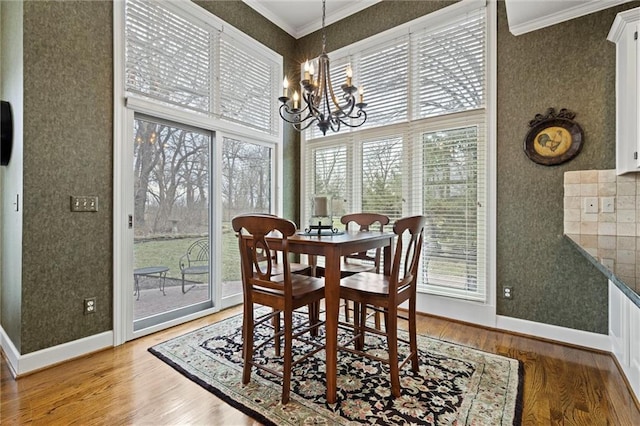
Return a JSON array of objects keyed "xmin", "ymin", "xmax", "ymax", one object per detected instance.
[{"xmin": 149, "ymin": 311, "xmax": 523, "ymax": 425}]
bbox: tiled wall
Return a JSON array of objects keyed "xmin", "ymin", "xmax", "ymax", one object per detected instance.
[{"xmin": 564, "ymin": 170, "xmax": 640, "ymax": 236}]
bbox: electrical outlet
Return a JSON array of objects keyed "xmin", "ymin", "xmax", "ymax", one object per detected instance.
[
  {"xmin": 583, "ymin": 197, "xmax": 598, "ymax": 214},
  {"xmin": 84, "ymin": 298, "xmax": 96, "ymax": 315},
  {"xmin": 71, "ymin": 196, "xmax": 99, "ymax": 212},
  {"xmin": 601, "ymin": 197, "xmax": 615, "ymax": 213},
  {"xmin": 503, "ymin": 287, "xmax": 513, "ymax": 299}
]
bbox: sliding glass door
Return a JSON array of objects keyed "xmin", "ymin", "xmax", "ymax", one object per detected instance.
[
  {"xmin": 220, "ymin": 136, "xmax": 273, "ymax": 308},
  {"xmin": 132, "ymin": 116, "xmax": 213, "ymax": 331}
]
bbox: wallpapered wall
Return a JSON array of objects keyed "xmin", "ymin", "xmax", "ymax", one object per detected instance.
[
  {"xmin": 5, "ymin": 0, "xmax": 640, "ymax": 355},
  {"xmin": 495, "ymin": 2, "xmax": 639, "ymax": 332},
  {"xmin": 7, "ymin": 1, "xmax": 296, "ymax": 355}
]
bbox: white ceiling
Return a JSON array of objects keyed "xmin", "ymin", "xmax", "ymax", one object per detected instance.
[
  {"xmin": 243, "ymin": 0, "xmax": 381, "ymax": 39},
  {"xmin": 244, "ymin": 0, "xmax": 634, "ymax": 39}
]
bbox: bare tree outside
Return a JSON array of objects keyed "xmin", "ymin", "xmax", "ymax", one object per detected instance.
[{"xmin": 133, "ymin": 119, "xmax": 209, "ymax": 236}]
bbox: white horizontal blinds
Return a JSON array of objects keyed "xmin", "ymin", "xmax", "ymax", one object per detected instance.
[
  {"xmin": 125, "ymin": 0, "xmax": 281, "ymax": 138},
  {"xmin": 419, "ymin": 124, "xmax": 486, "ymax": 301},
  {"xmin": 302, "ymin": 1, "xmax": 489, "ymax": 303},
  {"xmin": 311, "ymin": 145, "xmax": 348, "ymax": 220},
  {"xmin": 412, "ymin": 9, "xmax": 486, "ymax": 118},
  {"xmin": 219, "ymin": 34, "xmax": 279, "ymax": 135},
  {"xmin": 125, "ymin": 0, "xmax": 212, "ymax": 114},
  {"xmin": 358, "ymin": 36, "xmax": 409, "ymax": 129},
  {"xmin": 361, "ymin": 137, "xmax": 404, "ymax": 226}
]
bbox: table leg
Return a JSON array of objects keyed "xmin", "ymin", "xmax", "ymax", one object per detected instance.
[
  {"xmin": 324, "ymin": 249, "xmax": 341, "ymax": 404},
  {"xmin": 134, "ymin": 276, "xmax": 140, "ymax": 300},
  {"xmin": 159, "ymin": 271, "xmax": 167, "ymax": 296}
]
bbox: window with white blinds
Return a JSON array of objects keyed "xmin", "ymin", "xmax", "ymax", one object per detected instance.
[
  {"xmin": 125, "ymin": 0, "xmax": 281, "ymax": 136},
  {"xmin": 310, "ymin": 145, "xmax": 348, "ymax": 218},
  {"xmin": 302, "ymin": 0, "xmax": 490, "ymax": 302},
  {"xmin": 361, "ymin": 136, "xmax": 404, "ymax": 224},
  {"xmin": 419, "ymin": 124, "xmax": 486, "ymax": 300},
  {"xmin": 413, "ymin": 11, "xmax": 486, "ymax": 118}
]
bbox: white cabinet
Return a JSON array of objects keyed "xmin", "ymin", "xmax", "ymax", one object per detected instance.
[
  {"xmin": 608, "ymin": 7, "xmax": 640, "ymax": 174},
  {"xmin": 609, "ymin": 281, "xmax": 640, "ymax": 400}
]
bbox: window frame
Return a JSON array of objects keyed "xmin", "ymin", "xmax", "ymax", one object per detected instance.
[
  {"xmin": 300, "ymin": 0, "xmax": 496, "ymax": 320},
  {"xmin": 114, "ymin": 0, "xmax": 284, "ymax": 343}
]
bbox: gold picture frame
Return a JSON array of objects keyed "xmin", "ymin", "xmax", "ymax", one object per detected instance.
[{"xmin": 524, "ymin": 108, "xmax": 584, "ymax": 166}]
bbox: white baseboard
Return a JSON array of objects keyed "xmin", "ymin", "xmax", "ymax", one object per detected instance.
[
  {"xmin": 0, "ymin": 313, "xmax": 613, "ymax": 378},
  {"xmin": 0, "ymin": 326, "xmax": 113, "ymax": 377},
  {"xmin": 496, "ymin": 315, "xmax": 612, "ymax": 352}
]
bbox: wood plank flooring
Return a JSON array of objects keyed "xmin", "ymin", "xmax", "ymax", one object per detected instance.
[{"xmin": 2, "ymin": 306, "xmax": 639, "ymax": 425}]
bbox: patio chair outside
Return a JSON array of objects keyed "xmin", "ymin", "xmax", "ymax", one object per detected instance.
[{"xmin": 179, "ymin": 238, "xmax": 209, "ymax": 293}]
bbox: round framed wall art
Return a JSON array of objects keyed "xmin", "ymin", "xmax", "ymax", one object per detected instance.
[{"xmin": 523, "ymin": 108, "xmax": 583, "ymax": 166}]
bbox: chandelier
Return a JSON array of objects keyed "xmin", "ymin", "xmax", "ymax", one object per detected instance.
[{"xmin": 278, "ymin": 0, "xmax": 367, "ymax": 135}]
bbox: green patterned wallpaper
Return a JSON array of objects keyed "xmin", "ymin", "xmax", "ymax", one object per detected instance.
[{"xmin": 12, "ymin": 0, "xmax": 640, "ymax": 355}]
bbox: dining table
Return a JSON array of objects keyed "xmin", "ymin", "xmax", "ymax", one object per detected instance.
[{"xmin": 286, "ymin": 229, "xmax": 394, "ymax": 404}]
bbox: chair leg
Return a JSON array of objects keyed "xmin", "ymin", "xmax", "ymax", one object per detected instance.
[
  {"xmin": 374, "ymin": 309, "xmax": 381, "ymax": 330},
  {"xmin": 242, "ymin": 302, "xmax": 254, "ymax": 385},
  {"xmin": 353, "ymin": 302, "xmax": 363, "ymax": 350},
  {"xmin": 386, "ymin": 308, "xmax": 401, "ymax": 397},
  {"xmin": 408, "ymin": 296, "xmax": 419, "ymax": 372},
  {"xmin": 344, "ymin": 299, "xmax": 351, "ymax": 322},
  {"xmin": 308, "ymin": 302, "xmax": 319, "ymax": 337},
  {"xmin": 273, "ymin": 309, "xmax": 281, "ymax": 357},
  {"xmin": 282, "ymin": 309, "xmax": 293, "ymax": 404},
  {"xmin": 359, "ymin": 304, "xmax": 368, "ymax": 349}
]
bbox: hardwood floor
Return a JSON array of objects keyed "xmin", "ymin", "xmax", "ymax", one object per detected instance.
[{"xmin": 2, "ymin": 306, "xmax": 639, "ymax": 425}]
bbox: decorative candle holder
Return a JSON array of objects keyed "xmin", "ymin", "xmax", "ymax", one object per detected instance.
[{"xmin": 306, "ymin": 195, "xmax": 338, "ymax": 235}]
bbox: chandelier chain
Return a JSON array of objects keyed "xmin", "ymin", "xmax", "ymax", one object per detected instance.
[{"xmin": 322, "ymin": 0, "xmax": 326, "ymax": 52}]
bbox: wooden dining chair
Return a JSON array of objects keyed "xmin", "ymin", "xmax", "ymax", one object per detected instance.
[
  {"xmin": 232, "ymin": 214, "xmax": 326, "ymax": 404},
  {"xmin": 338, "ymin": 213, "xmax": 390, "ymax": 328},
  {"xmin": 338, "ymin": 215, "xmax": 427, "ymax": 397}
]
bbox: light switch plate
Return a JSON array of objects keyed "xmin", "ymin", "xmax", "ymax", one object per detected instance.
[
  {"xmin": 601, "ymin": 258, "xmax": 614, "ymax": 270},
  {"xmin": 583, "ymin": 197, "xmax": 598, "ymax": 214},
  {"xmin": 71, "ymin": 196, "xmax": 98, "ymax": 212},
  {"xmin": 601, "ymin": 196, "xmax": 615, "ymax": 213}
]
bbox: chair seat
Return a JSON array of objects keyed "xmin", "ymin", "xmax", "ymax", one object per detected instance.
[
  {"xmin": 339, "ymin": 260, "xmax": 376, "ymax": 275},
  {"xmin": 182, "ymin": 265, "xmax": 209, "ymax": 275},
  {"xmin": 340, "ymin": 271, "xmax": 390, "ymax": 295},
  {"xmin": 257, "ymin": 274, "xmax": 325, "ymax": 298},
  {"xmin": 271, "ymin": 262, "xmax": 313, "ymax": 276}
]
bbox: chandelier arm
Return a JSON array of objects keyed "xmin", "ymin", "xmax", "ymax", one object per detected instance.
[
  {"xmin": 279, "ymin": 103, "xmax": 317, "ymax": 126},
  {"xmin": 338, "ymin": 110, "xmax": 368, "ymax": 128},
  {"xmin": 331, "ymin": 96, "xmax": 356, "ymax": 118},
  {"xmin": 304, "ymin": 91, "xmax": 323, "ymax": 120}
]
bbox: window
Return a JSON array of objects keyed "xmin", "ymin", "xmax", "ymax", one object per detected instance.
[
  {"xmin": 302, "ymin": 0, "xmax": 492, "ymax": 303},
  {"xmin": 125, "ymin": 0, "xmax": 281, "ymax": 136},
  {"xmin": 119, "ymin": 0, "xmax": 283, "ymax": 336}
]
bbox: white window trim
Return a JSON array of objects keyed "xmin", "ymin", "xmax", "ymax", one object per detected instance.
[
  {"xmin": 113, "ymin": 0, "xmax": 284, "ymax": 344},
  {"xmin": 300, "ymin": 0, "xmax": 497, "ymax": 325}
]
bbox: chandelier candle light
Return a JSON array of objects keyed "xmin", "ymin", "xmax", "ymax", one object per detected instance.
[{"xmin": 278, "ymin": 0, "xmax": 367, "ymax": 135}]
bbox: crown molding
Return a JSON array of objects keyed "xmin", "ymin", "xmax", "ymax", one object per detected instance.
[
  {"xmin": 507, "ymin": 0, "xmax": 634, "ymax": 36},
  {"xmin": 243, "ymin": 0, "xmax": 381, "ymax": 39}
]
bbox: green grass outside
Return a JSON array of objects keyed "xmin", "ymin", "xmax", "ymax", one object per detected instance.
[{"xmin": 134, "ymin": 225, "xmax": 241, "ymax": 282}]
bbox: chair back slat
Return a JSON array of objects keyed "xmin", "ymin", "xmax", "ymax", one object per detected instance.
[
  {"xmin": 341, "ymin": 213, "xmax": 390, "ymax": 272},
  {"xmin": 187, "ymin": 239, "xmax": 209, "ymax": 263},
  {"xmin": 389, "ymin": 215, "xmax": 427, "ymax": 295}
]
